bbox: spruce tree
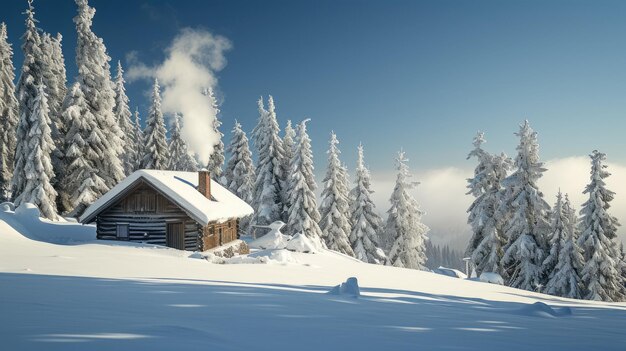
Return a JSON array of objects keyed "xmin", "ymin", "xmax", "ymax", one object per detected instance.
[
  {"xmin": 542, "ymin": 191, "xmax": 567, "ymax": 284},
  {"xmin": 13, "ymin": 83, "xmax": 57, "ymax": 219},
  {"xmin": 205, "ymin": 88, "xmax": 224, "ymax": 180},
  {"xmin": 545, "ymin": 195, "xmax": 583, "ymax": 299},
  {"xmin": 0, "ymin": 23, "xmax": 19, "ymax": 201},
  {"xmin": 500, "ymin": 120, "xmax": 550, "ymax": 291},
  {"xmin": 13, "ymin": 0, "xmax": 47, "ymax": 200},
  {"xmin": 168, "ymin": 113, "xmax": 197, "ymax": 171},
  {"xmin": 224, "ymin": 121, "xmax": 255, "ymax": 233},
  {"xmin": 465, "ymin": 132, "xmax": 489, "ymax": 259},
  {"xmin": 142, "ymin": 78, "xmax": 170, "ymax": 170},
  {"xmin": 132, "ymin": 108, "xmax": 144, "ymax": 171},
  {"xmin": 74, "ymin": 0, "xmax": 124, "ymax": 189},
  {"xmin": 578, "ymin": 151, "xmax": 624, "ymax": 301},
  {"xmin": 468, "ymin": 136, "xmax": 511, "ymax": 276},
  {"xmin": 286, "ymin": 119, "xmax": 323, "ymax": 245},
  {"xmin": 385, "ymin": 150, "xmax": 429, "ymax": 270},
  {"xmin": 281, "ymin": 119, "xmax": 296, "ymax": 220},
  {"xmin": 40, "ymin": 32, "xmax": 67, "ymax": 188},
  {"xmin": 319, "ymin": 132, "xmax": 354, "ymax": 256},
  {"xmin": 251, "ymin": 96, "xmax": 285, "ymax": 236},
  {"xmin": 113, "ymin": 61, "xmax": 135, "ymax": 175},
  {"xmin": 349, "ymin": 144, "xmax": 387, "ymax": 264},
  {"xmin": 60, "ymin": 82, "xmax": 107, "ymax": 215}
]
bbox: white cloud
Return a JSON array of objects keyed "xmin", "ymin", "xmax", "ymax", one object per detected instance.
[
  {"xmin": 126, "ymin": 28, "xmax": 232, "ymax": 164},
  {"xmin": 368, "ymin": 156, "xmax": 626, "ymax": 250}
]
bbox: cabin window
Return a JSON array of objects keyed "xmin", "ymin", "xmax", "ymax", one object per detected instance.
[{"xmin": 116, "ymin": 224, "xmax": 129, "ymax": 240}]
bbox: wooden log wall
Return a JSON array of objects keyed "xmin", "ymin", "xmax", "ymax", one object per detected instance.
[{"xmin": 96, "ymin": 182, "xmax": 201, "ymax": 251}]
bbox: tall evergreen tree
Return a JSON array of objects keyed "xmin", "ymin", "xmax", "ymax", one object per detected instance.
[
  {"xmin": 466, "ymin": 132, "xmax": 511, "ymax": 276},
  {"xmin": 500, "ymin": 120, "xmax": 550, "ymax": 291},
  {"xmin": 545, "ymin": 195, "xmax": 583, "ymax": 299},
  {"xmin": 205, "ymin": 88, "xmax": 224, "ymax": 180},
  {"xmin": 281, "ymin": 119, "xmax": 296, "ymax": 220},
  {"xmin": 224, "ymin": 121, "xmax": 255, "ymax": 233},
  {"xmin": 465, "ymin": 132, "xmax": 488, "ymax": 257},
  {"xmin": 142, "ymin": 78, "xmax": 169, "ymax": 170},
  {"xmin": 319, "ymin": 132, "xmax": 354, "ymax": 256},
  {"xmin": 113, "ymin": 60, "xmax": 135, "ymax": 175},
  {"xmin": 131, "ymin": 108, "xmax": 144, "ymax": 171},
  {"xmin": 578, "ymin": 150, "xmax": 624, "ymax": 301},
  {"xmin": 385, "ymin": 150, "xmax": 429, "ymax": 270},
  {"xmin": 286, "ymin": 119, "xmax": 323, "ymax": 245},
  {"xmin": 60, "ymin": 82, "xmax": 107, "ymax": 215},
  {"xmin": 349, "ymin": 144, "xmax": 386, "ymax": 264},
  {"xmin": 251, "ymin": 96, "xmax": 285, "ymax": 236},
  {"xmin": 13, "ymin": 0, "xmax": 47, "ymax": 200},
  {"xmin": 74, "ymin": 0, "xmax": 124, "ymax": 189},
  {"xmin": 168, "ymin": 113, "xmax": 197, "ymax": 171},
  {"xmin": 542, "ymin": 191, "xmax": 567, "ymax": 284},
  {"xmin": 40, "ymin": 32, "xmax": 67, "ymax": 189},
  {"xmin": 0, "ymin": 23, "xmax": 19, "ymax": 201},
  {"xmin": 225, "ymin": 121, "xmax": 255, "ymax": 203},
  {"xmin": 13, "ymin": 83, "xmax": 57, "ymax": 219}
]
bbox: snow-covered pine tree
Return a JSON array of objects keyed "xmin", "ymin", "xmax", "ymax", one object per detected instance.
[
  {"xmin": 13, "ymin": 82, "xmax": 57, "ymax": 219},
  {"xmin": 500, "ymin": 120, "xmax": 550, "ymax": 291},
  {"xmin": 467, "ymin": 133, "xmax": 511, "ymax": 276},
  {"xmin": 132, "ymin": 108, "xmax": 144, "ymax": 171},
  {"xmin": 13, "ymin": 0, "xmax": 46, "ymax": 200},
  {"xmin": 225, "ymin": 121, "xmax": 255, "ymax": 203},
  {"xmin": 385, "ymin": 150, "xmax": 429, "ymax": 270},
  {"xmin": 142, "ymin": 78, "xmax": 170, "ymax": 170},
  {"xmin": 60, "ymin": 82, "xmax": 107, "ymax": 215},
  {"xmin": 349, "ymin": 144, "xmax": 387, "ymax": 264},
  {"xmin": 281, "ymin": 119, "xmax": 296, "ymax": 221},
  {"xmin": 40, "ymin": 32, "xmax": 67, "ymax": 189},
  {"xmin": 542, "ymin": 191, "xmax": 567, "ymax": 284},
  {"xmin": 578, "ymin": 150, "xmax": 625, "ymax": 302},
  {"xmin": 205, "ymin": 88, "xmax": 224, "ymax": 180},
  {"xmin": 0, "ymin": 23, "xmax": 19, "ymax": 201},
  {"xmin": 465, "ymin": 132, "xmax": 490, "ymax": 259},
  {"xmin": 545, "ymin": 195, "xmax": 583, "ymax": 299},
  {"xmin": 168, "ymin": 113, "xmax": 197, "ymax": 172},
  {"xmin": 286, "ymin": 119, "xmax": 323, "ymax": 245},
  {"xmin": 224, "ymin": 121, "xmax": 255, "ymax": 233},
  {"xmin": 250, "ymin": 96, "xmax": 285, "ymax": 236},
  {"xmin": 319, "ymin": 132, "xmax": 354, "ymax": 256},
  {"xmin": 74, "ymin": 0, "xmax": 125, "ymax": 189},
  {"xmin": 113, "ymin": 61, "xmax": 135, "ymax": 175}
]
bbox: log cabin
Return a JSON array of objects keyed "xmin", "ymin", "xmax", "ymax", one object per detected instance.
[{"xmin": 79, "ymin": 169, "xmax": 253, "ymax": 251}]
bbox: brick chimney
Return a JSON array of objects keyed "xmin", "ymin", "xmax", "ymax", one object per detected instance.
[{"xmin": 198, "ymin": 168, "xmax": 211, "ymax": 199}]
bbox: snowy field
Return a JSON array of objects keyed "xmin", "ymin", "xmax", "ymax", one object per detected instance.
[{"xmin": 1, "ymin": 207, "xmax": 626, "ymax": 351}]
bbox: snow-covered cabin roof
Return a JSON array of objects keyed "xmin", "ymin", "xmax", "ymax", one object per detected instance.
[{"xmin": 79, "ymin": 170, "xmax": 253, "ymax": 226}]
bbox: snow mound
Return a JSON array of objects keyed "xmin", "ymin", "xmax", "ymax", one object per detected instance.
[
  {"xmin": 433, "ymin": 266, "xmax": 467, "ymax": 279},
  {"xmin": 328, "ymin": 277, "xmax": 360, "ymax": 298},
  {"xmin": 1, "ymin": 202, "xmax": 15, "ymax": 212},
  {"xmin": 515, "ymin": 302, "xmax": 573, "ymax": 318},
  {"xmin": 249, "ymin": 229, "xmax": 290, "ymax": 250},
  {"xmin": 15, "ymin": 203, "xmax": 40, "ymax": 219},
  {"xmin": 479, "ymin": 272, "xmax": 504, "ymax": 285},
  {"xmin": 285, "ymin": 233, "xmax": 318, "ymax": 253},
  {"xmin": 269, "ymin": 249, "xmax": 295, "ymax": 263}
]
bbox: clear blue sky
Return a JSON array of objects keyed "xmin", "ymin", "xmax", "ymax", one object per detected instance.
[{"xmin": 3, "ymin": 0, "xmax": 626, "ymax": 172}]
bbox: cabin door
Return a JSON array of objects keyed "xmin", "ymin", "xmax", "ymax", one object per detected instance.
[{"xmin": 166, "ymin": 222, "xmax": 185, "ymax": 250}]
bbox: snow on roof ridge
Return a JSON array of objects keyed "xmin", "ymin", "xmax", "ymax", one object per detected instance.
[{"xmin": 79, "ymin": 169, "xmax": 253, "ymax": 226}]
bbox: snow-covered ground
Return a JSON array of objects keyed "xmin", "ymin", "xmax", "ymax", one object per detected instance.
[{"xmin": 1, "ymin": 207, "xmax": 626, "ymax": 351}]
